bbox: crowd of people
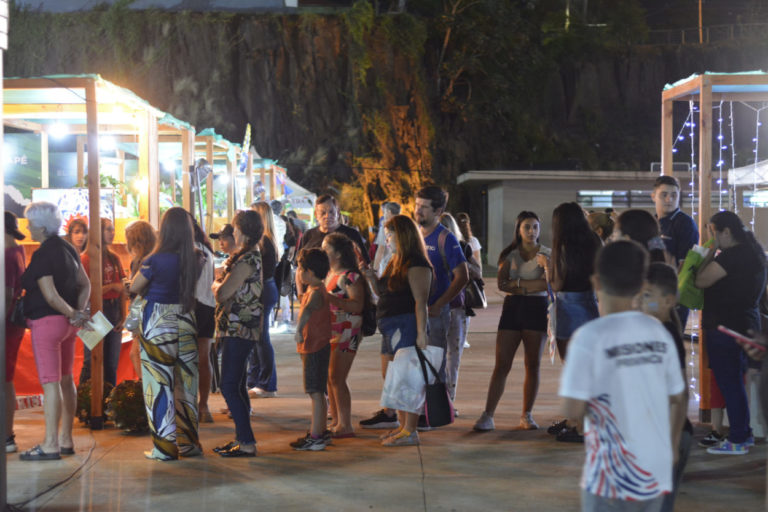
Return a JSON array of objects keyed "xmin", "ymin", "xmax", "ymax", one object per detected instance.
[{"xmin": 4, "ymin": 174, "xmax": 767, "ymax": 510}]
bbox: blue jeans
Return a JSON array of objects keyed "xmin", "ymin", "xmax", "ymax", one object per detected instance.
[
  {"xmin": 247, "ymin": 278, "xmax": 279, "ymax": 392},
  {"xmin": 378, "ymin": 313, "xmax": 418, "ymax": 355},
  {"xmin": 555, "ymin": 291, "xmax": 599, "ymax": 340},
  {"xmin": 705, "ymin": 328, "xmax": 751, "ymax": 443},
  {"xmin": 427, "ymin": 304, "xmax": 451, "ymax": 381},
  {"xmin": 80, "ymin": 298, "xmax": 122, "ymax": 387},
  {"xmin": 220, "ymin": 336, "xmax": 256, "ymax": 445}
]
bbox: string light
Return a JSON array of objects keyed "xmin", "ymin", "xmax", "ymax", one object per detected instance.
[
  {"xmin": 688, "ymin": 100, "xmax": 697, "ymax": 219},
  {"xmin": 715, "ymin": 101, "xmax": 725, "ymax": 211},
  {"xmin": 739, "ymin": 102, "xmax": 768, "ymax": 231}
]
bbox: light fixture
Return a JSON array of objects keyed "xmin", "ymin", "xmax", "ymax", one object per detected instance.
[{"xmin": 49, "ymin": 122, "xmax": 68, "ymax": 139}]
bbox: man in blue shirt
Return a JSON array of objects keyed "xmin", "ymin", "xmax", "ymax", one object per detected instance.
[
  {"xmin": 414, "ymin": 186, "xmax": 468, "ymax": 380},
  {"xmin": 652, "ymin": 175, "xmax": 699, "ymax": 328}
]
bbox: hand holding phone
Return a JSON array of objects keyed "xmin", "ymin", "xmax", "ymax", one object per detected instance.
[{"xmin": 717, "ymin": 325, "xmax": 767, "ymax": 352}]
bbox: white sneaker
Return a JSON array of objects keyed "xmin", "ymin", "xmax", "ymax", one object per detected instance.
[
  {"xmin": 473, "ymin": 411, "xmax": 495, "ymax": 431},
  {"xmin": 248, "ymin": 387, "xmax": 277, "ymax": 398},
  {"xmin": 520, "ymin": 412, "xmax": 539, "ymax": 430},
  {"xmin": 463, "ymin": 341, "xmax": 471, "ymax": 348},
  {"xmin": 382, "ymin": 430, "xmax": 420, "ymax": 447}
]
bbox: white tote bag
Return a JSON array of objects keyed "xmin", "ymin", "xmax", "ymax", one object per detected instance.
[{"xmin": 380, "ymin": 346, "xmax": 444, "ymax": 414}]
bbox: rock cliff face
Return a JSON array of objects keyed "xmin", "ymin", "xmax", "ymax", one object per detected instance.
[{"xmin": 6, "ymin": 3, "xmax": 768, "ymax": 224}]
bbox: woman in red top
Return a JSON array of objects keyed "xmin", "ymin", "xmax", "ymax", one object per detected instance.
[
  {"xmin": 5, "ymin": 211, "xmax": 27, "ymax": 453},
  {"xmin": 80, "ymin": 218, "xmax": 126, "ymax": 387}
]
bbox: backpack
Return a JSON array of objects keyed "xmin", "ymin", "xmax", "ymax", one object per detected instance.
[{"xmin": 274, "ymin": 252, "xmax": 294, "ymax": 297}]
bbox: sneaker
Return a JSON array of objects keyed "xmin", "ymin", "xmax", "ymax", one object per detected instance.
[
  {"xmin": 520, "ymin": 412, "xmax": 539, "ymax": 430},
  {"xmin": 473, "ymin": 411, "xmax": 495, "ymax": 432},
  {"xmin": 5, "ymin": 435, "xmax": 17, "ymax": 454},
  {"xmin": 698, "ymin": 430, "xmax": 724, "ymax": 448},
  {"xmin": 322, "ymin": 430, "xmax": 334, "ymax": 446},
  {"xmin": 707, "ymin": 439, "xmax": 749, "ymax": 455},
  {"xmin": 290, "ymin": 433, "xmax": 326, "ymax": 451},
  {"xmin": 382, "ymin": 430, "xmax": 420, "ymax": 447},
  {"xmin": 463, "ymin": 341, "xmax": 471, "ymax": 348},
  {"xmin": 416, "ymin": 415, "xmax": 434, "ymax": 432},
  {"xmin": 555, "ymin": 426, "xmax": 584, "ymax": 443},
  {"xmin": 547, "ymin": 419, "xmax": 568, "ymax": 435},
  {"xmin": 248, "ymin": 387, "xmax": 277, "ymax": 398},
  {"xmin": 745, "ymin": 436, "xmax": 756, "ymax": 448},
  {"xmin": 359, "ymin": 409, "xmax": 399, "ymax": 429},
  {"xmin": 379, "ymin": 428, "xmax": 402, "ymax": 440}
]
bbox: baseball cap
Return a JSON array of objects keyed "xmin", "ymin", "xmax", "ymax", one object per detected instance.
[{"xmin": 209, "ymin": 224, "xmax": 234, "ymax": 240}]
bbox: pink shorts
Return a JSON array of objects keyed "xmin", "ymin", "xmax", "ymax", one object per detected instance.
[
  {"xmin": 28, "ymin": 315, "xmax": 77, "ymax": 384},
  {"xmin": 5, "ymin": 323, "xmax": 25, "ymax": 382}
]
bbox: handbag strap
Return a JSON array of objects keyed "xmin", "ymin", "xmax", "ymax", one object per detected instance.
[{"xmin": 415, "ymin": 346, "xmax": 442, "ymax": 385}]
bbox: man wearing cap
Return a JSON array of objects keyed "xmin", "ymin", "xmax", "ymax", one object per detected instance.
[{"xmin": 5, "ymin": 211, "xmax": 27, "ymax": 453}]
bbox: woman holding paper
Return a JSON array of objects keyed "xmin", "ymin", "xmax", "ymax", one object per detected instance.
[
  {"xmin": 19, "ymin": 202, "xmax": 91, "ymax": 461},
  {"xmin": 130, "ymin": 207, "xmax": 202, "ymax": 461},
  {"xmin": 79, "ymin": 218, "xmax": 126, "ymax": 387}
]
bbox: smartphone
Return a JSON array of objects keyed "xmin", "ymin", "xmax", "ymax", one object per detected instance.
[{"xmin": 717, "ymin": 325, "xmax": 767, "ymax": 352}]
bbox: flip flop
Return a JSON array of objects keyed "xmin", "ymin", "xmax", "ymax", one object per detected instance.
[
  {"xmin": 19, "ymin": 445, "xmax": 61, "ymax": 461},
  {"xmin": 60, "ymin": 446, "xmax": 75, "ymax": 455}
]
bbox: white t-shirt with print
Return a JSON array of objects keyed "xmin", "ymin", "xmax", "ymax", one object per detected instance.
[{"xmin": 558, "ymin": 311, "xmax": 684, "ymax": 501}]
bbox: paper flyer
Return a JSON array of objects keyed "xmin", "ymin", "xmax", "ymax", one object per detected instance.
[{"xmin": 77, "ymin": 310, "xmax": 114, "ymax": 350}]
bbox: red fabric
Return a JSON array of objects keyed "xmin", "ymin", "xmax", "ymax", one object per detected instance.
[
  {"xmin": 13, "ymin": 330, "xmax": 138, "ymax": 395},
  {"xmin": 81, "ymin": 252, "xmax": 126, "ymax": 300}
]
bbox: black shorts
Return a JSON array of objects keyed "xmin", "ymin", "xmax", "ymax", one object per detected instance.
[
  {"xmin": 195, "ymin": 301, "xmax": 216, "ymax": 339},
  {"xmin": 302, "ymin": 344, "xmax": 330, "ymax": 394},
  {"xmin": 498, "ymin": 295, "xmax": 548, "ymax": 332}
]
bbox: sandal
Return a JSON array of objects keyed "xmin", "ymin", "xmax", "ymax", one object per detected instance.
[
  {"xmin": 218, "ymin": 444, "xmax": 256, "ymax": 458},
  {"xmin": 60, "ymin": 446, "xmax": 75, "ymax": 455},
  {"xmin": 144, "ymin": 449, "xmax": 177, "ymax": 461},
  {"xmin": 19, "ymin": 445, "xmax": 61, "ymax": 461}
]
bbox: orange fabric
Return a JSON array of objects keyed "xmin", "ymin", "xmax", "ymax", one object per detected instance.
[{"xmin": 13, "ymin": 330, "xmax": 138, "ymax": 395}]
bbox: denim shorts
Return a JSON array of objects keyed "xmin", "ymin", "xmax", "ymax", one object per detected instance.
[
  {"xmin": 555, "ymin": 291, "xmax": 598, "ymax": 340},
  {"xmin": 378, "ymin": 313, "xmax": 418, "ymax": 355},
  {"xmin": 302, "ymin": 344, "xmax": 330, "ymax": 394}
]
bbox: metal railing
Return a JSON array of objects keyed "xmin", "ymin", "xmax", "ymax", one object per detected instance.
[{"xmin": 646, "ymin": 23, "xmax": 768, "ymax": 46}]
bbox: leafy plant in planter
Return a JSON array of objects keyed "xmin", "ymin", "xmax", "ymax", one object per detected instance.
[
  {"xmin": 105, "ymin": 380, "xmax": 149, "ymax": 433},
  {"xmin": 76, "ymin": 379, "xmax": 114, "ymax": 425}
]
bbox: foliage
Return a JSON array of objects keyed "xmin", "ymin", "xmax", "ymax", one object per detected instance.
[
  {"xmin": 343, "ymin": 0, "xmax": 375, "ymax": 86},
  {"xmin": 105, "ymin": 379, "xmax": 149, "ymax": 433},
  {"xmin": 76, "ymin": 379, "xmax": 114, "ymax": 425}
]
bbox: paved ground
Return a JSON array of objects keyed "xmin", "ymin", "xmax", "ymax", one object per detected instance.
[{"xmin": 5, "ymin": 283, "xmax": 767, "ymax": 511}]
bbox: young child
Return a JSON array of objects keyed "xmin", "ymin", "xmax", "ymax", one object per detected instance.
[
  {"xmin": 638, "ymin": 262, "xmax": 693, "ymax": 512},
  {"xmin": 291, "ymin": 248, "xmax": 332, "ymax": 451},
  {"xmin": 559, "ymin": 241, "xmax": 686, "ymax": 511}
]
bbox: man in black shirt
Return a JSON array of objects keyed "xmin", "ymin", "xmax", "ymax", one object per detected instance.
[{"xmin": 295, "ymin": 194, "xmax": 369, "ymax": 297}]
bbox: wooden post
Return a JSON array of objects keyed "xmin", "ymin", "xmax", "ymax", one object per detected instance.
[
  {"xmin": 147, "ymin": 114, "xmax": 159, "ymax": 227},
  {"xmin": 76, "ymin": 136, "xmax": 85, "ymax": 187},
  {"xmin": 226, "ymin": 154, "xmax": 235, "ymax": 220},
  {"xmin": 269, "ymin": 166, "xmax": 276, "ymax": 199},
  {"xmin": 85, "ymin": 80, "xmax": 105, "ymax": 429},
  {"xmin": 259, "ymin": 166, "xmax": 266, "ymax": 202},
  {"xmin": 181, "ymin": 129, "xmax": 194, "ymax": 213},
  {"xmin": 698, "ymin": 77, "xmax": 713, "ymax": 420},
  {"xmin": 40, "ymin": 130, "xmax": 49, "ymax": 188},
  {"xmin": 117, "ymin": 150, "xmax": 126, "ymax": 205},
  {"xmin": 245, "ymin": 148, "xmax": 253, "ymax": 207},
  {"xmin": 137, "ymin": 113, "xmax": 149, "ymax": 222},
  {"xmin": 169, "ymin": 161, "xmax": 176, "ymax": 206},
  {"xmin": 206, "ymin": 138, "xmax": 214, "ymax": 233},
  {"xmin": 661, "ymin": 98, "xmax": 673, "ymax": 176}
]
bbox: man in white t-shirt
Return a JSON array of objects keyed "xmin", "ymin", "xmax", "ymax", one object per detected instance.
[{"xmin": 559, "ymin": 240, "xmax": 686, "ymax": 512}]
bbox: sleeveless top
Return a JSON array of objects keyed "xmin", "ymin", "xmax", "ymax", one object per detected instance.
[
  {"xmin": 215, "ymin": 250, "xmax": 263, "ymax": 341},
  {"xmin": 326, "ymin": 270, "xmax": 363, "ymax": 344}
]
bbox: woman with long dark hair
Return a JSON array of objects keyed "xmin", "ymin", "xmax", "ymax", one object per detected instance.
[
  {"xmin": 365, "ymin": 215, "xmax": 432, "ymax": 446},
  {"xmin": 474, "ymin": 211, "xmax": 549, "ymax": 432},
  {"xmin": 212, "ymin": 210, "xmax": 264, "ymax": 457},
  {"xmin": 246, "ymin": 202, "xmax": 280, "ymax": 399},
  {"xmin": 695, "ymin": 211, "xmax": 767, "ymax": 454},
  {"xmin": 79, "ymin": 218, "xmax": 126, "ymax": 387},
  {"xmin": 191, "ymin": 217, "xmax": 216, "ymax": 423},
  {"xmin": 322, "ymin": 232, "xmax": 365, "ymax": 438},
  {"xmin": 544, "ymin": 202, "xmax": 601, "ymax": 441},
  {"xmin": 130, "ymin": 207, "xmax": 201, "ymax": 461},
  {"xmin": 614, "ymin": 209, "xmax": 670, "ymax": 263}
]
